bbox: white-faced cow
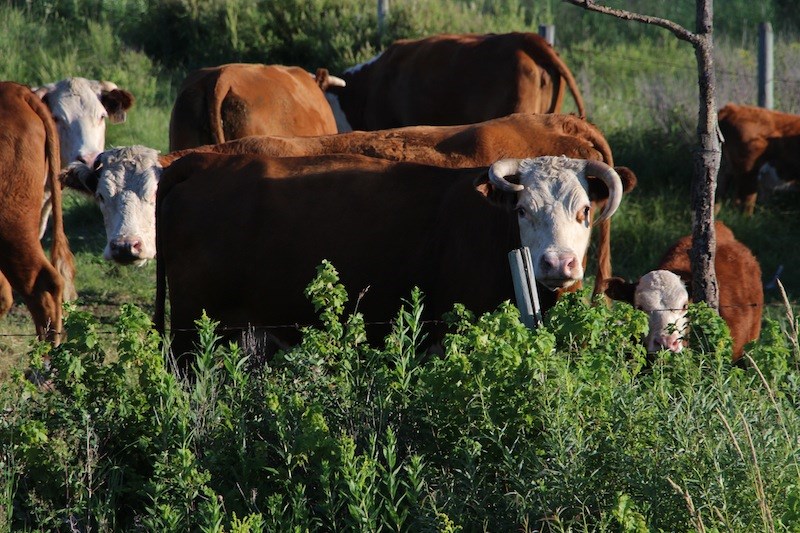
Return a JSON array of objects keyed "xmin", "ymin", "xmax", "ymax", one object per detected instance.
[
  {"xmin": 605, "ymin": 222, "xmax": 763, "ymax": 360},
  {"xmin": 168, "ymin": 63, "xmax": 341, "ymax": 151},
  {"xmin": 322, "ymin": 32, "xmax": 586, "ymax": 132},
  {"xmin": 61, "ymin": 114, "xmax": 636, "ymax": 297},
  {"xmin": 0, "ymin": 81, "xmax": 76, "ymax": 342},
  {"xmin": 32, "ymin": 77, "xmax": 135, "ymax": 237},
  {"xmin": 154, "ymin": 152, "xmax": 625, "ymax": 366},
  {"xmin": 718, "ymin": 103, "xmax": 800, "ymax": 214}
]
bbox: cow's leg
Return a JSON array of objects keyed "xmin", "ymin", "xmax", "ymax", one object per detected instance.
[
  {"xmin": 0, "ymin": 273, "xmax": 12, "ymax": 319},
  {"xmin": 0, "ymin": 247, "xmax": 64, "ymax": 344},
  {"xmin": 737, "ymin": 168, "xmax": 760, "ymax": 216}
]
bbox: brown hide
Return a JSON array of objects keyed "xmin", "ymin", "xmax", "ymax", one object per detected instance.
[
  {"xmin": 155, "ymin": 152, "xmax": 618, "ymax": 365},
  {"xmin": 607, "ymin": 222, "xmax": 762, "ymax": 360},
  {"xmin": 169, "ymin": 63, "xmax": 338, "ymax": 151},
  {"xmin": 326, "ymin": 32, "xmax": 586, "ymax": 131},
  {"xmin": 159, "ymin": 114, "xmax": 637, "ymax": 297},
  {"xmin": 718, "ymin": 103, "xmax": 800, "ymax": 214},
  {"xmin": 0, "ymin": 82, "xmax": 75, "ymax": 342}
]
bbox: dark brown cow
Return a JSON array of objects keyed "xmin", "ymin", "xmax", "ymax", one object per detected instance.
[
  {"xmin": 155, "ymin": 153, "xmax": 627, "ymax": 366},
  {"xmin": 0, "ymin": 81, "xmax": 76, "ymax": 342},
  {"xmin": 323, "ymin": 32, "xmax": 586, "ymax": 132},
  {"xmin": 169, "ymin": 63, "xmax": 339, "ymax": 151},
  {"xmin": 605, "ymin": 222, "xmax": 763, "ymax": 360},
  {"xmin": 64, "ymin": 114, "xmax": 637, "ymax": 295},
  {"xmin": 718, "ymin": 103, "xmax": 800, "ymax": 214}
]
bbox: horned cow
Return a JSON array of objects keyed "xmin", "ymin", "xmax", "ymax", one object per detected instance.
[{"xmin": 154, "ymin": 152, "xmax": 627, "ymax": 368}]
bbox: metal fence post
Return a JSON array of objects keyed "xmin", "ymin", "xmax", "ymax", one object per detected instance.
[
  {"xmin": 758, "ymin": 22, "xmax": 774, "ymax": 109},
  {"xmin": 539, "ymin": 24, "xmax": 555, "ymax": 45}
]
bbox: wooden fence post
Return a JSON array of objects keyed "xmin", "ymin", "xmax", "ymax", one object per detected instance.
[{"xmin": 758, "ymin": 22, "xmax": 774, "ymax": 109}]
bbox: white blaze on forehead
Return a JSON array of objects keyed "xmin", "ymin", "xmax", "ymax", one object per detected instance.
[
  {"xmin": 515, "ymin": 156, "xmax": 594, "ymax": 288},
  {"xmin": 40, "ymin": 77, "xmax": 110, "ymax": 168},
  {"xmin": 635, "ymin": 270, "xmax": 689, "ymax": 352},
  {"xmin": 94, "ymin": 146, "xmax": 161, "ymax": 264}
]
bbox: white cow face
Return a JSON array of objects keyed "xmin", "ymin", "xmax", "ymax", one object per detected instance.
[
  {"xmin": 62, "ymin": 146, "xmax": 161, "ymax": 266},
  {"xmin": 634, "ymin": 270, "xmax": 689, "ymax": 353},
  {"xmin": 34, "ymin": 77, "xmax": 134, "ymax": 168},
  {"xmin": 486, "ymin": 156, "xmax": 623, "ymax": 291}
]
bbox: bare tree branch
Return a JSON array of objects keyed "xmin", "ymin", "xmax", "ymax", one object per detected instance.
[{"xmin": 560, "ymin": 0, "xmax": 701, "ymax": 45}]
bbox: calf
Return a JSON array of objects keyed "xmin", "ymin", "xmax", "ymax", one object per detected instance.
[{"xmin": 605, "ymin": 222, "xmax": 763, "ymax": 360}]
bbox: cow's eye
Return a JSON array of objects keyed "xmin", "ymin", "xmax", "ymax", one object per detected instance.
[
  {"xmin": 515, "ymin": 206, "xmax": 526, "ymax": 218},
  {"xmin": 682, "ymin": 302, "xmax": 689, "ymax": 311},
  {"xmin": 577, "ymin": 205, "xmax": 591, "ymax": 223}
]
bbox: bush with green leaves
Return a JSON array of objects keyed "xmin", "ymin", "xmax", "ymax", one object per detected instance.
[{"xmin": 1, "ymin": 262, "xmax": 799, "ymax": 531}]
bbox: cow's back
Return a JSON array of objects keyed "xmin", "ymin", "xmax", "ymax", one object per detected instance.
[
  {"xmin": 169, "ymin": 63, "xmax": 338, "ymax": 151},
  {"xmin": 335, "ymin": 33, "xmax": 584, "ymax": 130}
]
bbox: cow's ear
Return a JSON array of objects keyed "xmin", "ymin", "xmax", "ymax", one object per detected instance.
[
  {"xmin": 101, "ymin": 89, "xmax": 135, "ymax": 123},
  {"xmin": 604, "ymin": 276, "xmax": 637, "ymax": 304},
  {"xmin": 614, "ymin": 166, "xmax": 638, "ymax": 193},
  {"xmin": 60, "ymin": 162, "xmax": 99, "ymax": 195},
  {"xmin": 474, "ymin": 172, "xmax": 518, "ymax": 210}
]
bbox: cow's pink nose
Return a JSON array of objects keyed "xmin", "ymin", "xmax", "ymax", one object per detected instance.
[
  {"xmin": 541, "ymin": 252, "xmax": 579, "ymax": 279},
  {"xmin": 650, "ymin": 332, "xmax": 683, "ymax": 353},
  {"xmin": 109, "ymin": 237, "xmax": 143, "ymax": 263},
  {"xmin": 77, "ymin": 152, "xmax": 100, "ymax": 167}
]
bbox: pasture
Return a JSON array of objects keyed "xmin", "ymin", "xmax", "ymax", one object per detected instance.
[{"xmin": 1, "ymin": 1, "xmax": 800, "ymax": 530}]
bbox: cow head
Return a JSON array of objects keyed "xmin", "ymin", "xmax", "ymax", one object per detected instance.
[
  {"xmin": 480, "ymin": 156, "xmax": 623, "ymax": 291},
  {"xmin": 61, "ymin": 145, "xmax": 161, "ymax": 266},
  {"xmin": 33, "ymin": 77, "xmax": 135, "ymax": 168},
  {"xmin": 605, "ymin": 270, "xmax": 689, "ymax": 353}
]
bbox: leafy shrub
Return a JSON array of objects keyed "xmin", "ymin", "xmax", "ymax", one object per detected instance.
[{"xmin": 2, "ymin": 263, "xmax": 799, "ymax": 531}]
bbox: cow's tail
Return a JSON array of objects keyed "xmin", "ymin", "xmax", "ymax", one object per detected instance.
[
  {"xmin": 29, "ymin": 91, "xmax": 77, "ymax": 302},
  {"xmin": 209, "ymin": 75, "xmax": 228, "ymax": 144},
  {"xmin": 528, "ymin": 35, "xmax": 586, "ymax": 119}
]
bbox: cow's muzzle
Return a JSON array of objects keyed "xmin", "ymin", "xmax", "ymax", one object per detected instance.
[{"xmin": 108, "ymin": 237, "xmax": 145, "ymax": 265}]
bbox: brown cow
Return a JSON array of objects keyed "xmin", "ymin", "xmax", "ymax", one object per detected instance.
[
  {"xmin": 0, "ymin": 81, "xmax": 76, "ymax": 342},
  {"xmin": 169, "ymin": 63, "xmax": 340, "ymax": 151},
  {"xmin": 155, "ymin": 153, "xmax": 627, "ymax": 367},
  {"xmin": 605, "ymin": 222, "xmax": 763, "ymax": 360},
  {"xmin": 323, "ymin": 32, "xmax": 586, "ymax": 132},
  {"xmin": 64, "ymin": 114, "xmax": 636, "ymax": 296},
  {"xmin": 718, "ymin": 103, "xmax": 800, "ymax": 214}
]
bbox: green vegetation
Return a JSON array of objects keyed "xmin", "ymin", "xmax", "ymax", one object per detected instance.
[
  {"xmin": 3, "ymin": 264, "xmax": 800, "ymax": 531},
  {"xmin": 1, "ymin": 1, "xmax": 800, "ymax": 530}
]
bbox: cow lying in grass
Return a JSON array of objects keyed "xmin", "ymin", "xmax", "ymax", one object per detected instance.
[{"xmin": 604, "ymin": 222, "xmax": 763, "ymax": 361}]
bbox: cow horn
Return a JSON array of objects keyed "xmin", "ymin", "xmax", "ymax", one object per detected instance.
[
  {"xmin": 584, "ymin": 160, "xmax": 623, "ymax": 224},
  {"xmin": 488, "ymin": 158, "xmax": 524, "ymax": 192},
  {"xmin": 326, "ymin": 75, "xmax": 346, "ymax": 88}
]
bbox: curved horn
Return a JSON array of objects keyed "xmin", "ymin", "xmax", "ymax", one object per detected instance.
[
  {"xmin": 488, "ymin": 158, "xmax": 524, "ymax": 192},
  {"xmin": 584, "ymin": 160, "xmax": 623, "ymax": 224},
  {"xmin": 326, "ymin": 75, "xmax": 346, "ymax": 88}
]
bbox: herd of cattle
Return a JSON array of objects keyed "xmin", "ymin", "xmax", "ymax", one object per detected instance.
[{"xmin": 0, "ymin": 31, "xmax": 786, "ymax": 369}]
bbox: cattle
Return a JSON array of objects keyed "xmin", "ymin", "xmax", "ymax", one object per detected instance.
[
  {"xmin": 168, "ymin": 63, "xmax": 341, "ymax": 151},
  {"xmin": 62, "ymin": 114, "xmax": 636, "ymax": 295},
  {"xmin": 0, "ymin": 81, "xmax": 76, "ymax": 342},
  {"xmin": 604, "ymin": 222, "xmax": 763, "ymax": 360},
  {"xmin": 32, "ymin": 77, "xmax": 135, "ymax": 237},
  {"xmin": 153, "ymin": 152, "xmax": 625, "ymax": 366},
  {"xmin": 717, "ymin": 103, "xmax": 800, "ymax": 214},
  {"xmin": 322, "ymin": 32, "xmax": 586, "ymax": 132}
]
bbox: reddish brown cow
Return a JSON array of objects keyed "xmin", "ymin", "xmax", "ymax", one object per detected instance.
[
  {"xmin": 155, "ymin": 153, "xmax": 628, "ymax": 367},
  {"xmin": 169, "ymin": 63, "xmax": 339, "ymax": 151},
  {"xmin": 66, "ymin": 114, "xmax": 636, "ymax": 296},
  {"xmin": 605, "ymin": 222, "xmax": 763, "ymax": 360},
  {"xmin": 718, "ymin": 103, "xmax": 800, "ymax": 214},
  {"xmin": 323, "ymin": 32, "xmax": 586, "ymax": 132},
  {"xmin": 0, "ymin": 81, "xmax": 76, "ymax": 342}
]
